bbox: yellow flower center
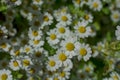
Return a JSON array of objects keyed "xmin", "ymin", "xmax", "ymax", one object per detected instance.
[
  {"xmin": 35, "ymin": 0, "xmax": 41, "ymax": 2},
  {"xmin": 32, "ymin": 5, "xmax": 38, "ymax": 10},
  {"xmin": 60, "ymin": 72, "xmax": 65, "ymax": 77},
  {"xmin": 15, "ymin": 50, "xmax": 20, "ymax": 56},
  {"xmin": 84, "ymin": 15, "xmax": 89, "ymax": 20},
  {"xmin": 78, "ymin": 26, "xmax": 86, "ymax": 33},
  {"xmin": 79, "ymin": 48, "xmax": 87, "ymax": 56},
  {"xmin": 35, "ymin": 51, "xmax": 41, "ymax": 57},
  {"xmin": 93, "ymin": 2, "xmax": 98, "ymax": 8},
  {"xmin": 25, "ymin": 47, "xmax": 30, "ymax": 53},
  {"xmin": 58, "ymin": 53, "xmax": 67, "ymax": 61},
  {"xmin": 49, "ymin": 60, "xmax": 56, "ymax": 67},
  {"xmin": 29, "ymin": 68, "xmax": 35, "ymax": 74},
  {"xmin": 76, "ymin": 0, "xmax": 81, "ymax": 4},
  {"xmin": 66, "ymin": 42, "xmax": 75, "ymax": 51},
  {"xmin": 113, "ymin": 14, "xmax": 119, "ymax": 19},
  {"xmin": 50, "ymin": 34, "xmax": 56, "ymax": 40},
  {"xmin": 61, "ymin": 16, "xmax": 68, "ymax": 21},
  {"xmin": 32, "ymin": 31, "xmax": 38, "ymax": 37},
  {"xmin": 0, "ymin": 30, "xmax": 3, "ymax": 37},
  {"xmin": 34, "ymin": 20, "xmax": 40, "ymax": 26},
  {"xmin": 13, "ymin": 61, "xmax": 19, "ymax": 67},
  {"xmin": 0, "ymin": 43, "xmax": 7, "ymax": 48},
  {"xmin": 58, "ymin": 27, "xmax": 65, "ymax": 33},
  {"xmin": 113, "ymin": 75, "xmax": 119, "ymax": 80},
  {"xmin": 54, "ymin": 77, "xmax": 59, "ymax": 80},
  {"xmin": 43, "ymin": 16, "xmax": 49, "ymax": 22},
  {"xmin": 23, "ymin": 59, "xmax": 30, "ymax": 66},
  {"xmin": 10, "ymin": 0, "xmax": 17, "ymax": 2},
  {"xmin": 85, "ymin": 67, "xmax": 91, "ymax": 72},
  {"xmin": 1, "ymin": 74, "xmax": 8, "ymax": 80},
  {"xmin": 33, "ymin": 40, "xmax": 39, "ymax": 45}
]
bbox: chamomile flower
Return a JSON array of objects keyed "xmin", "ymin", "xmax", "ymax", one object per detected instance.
[
  {"xmin": 10, "ymin": 48, "xmax": 21, "ymax": 57},
  {"xmin": 0, "ymin": 69, "xmax": 12, "ymax": 80},
  {"xmin": 60, "ymin": 37, "xmax": 77, "ymax": 58},
  {"xmin": 115, "ymin": 25, "xmax": 120, "ymax": 40},
  {"xmin": 46, "ymin": 29, "xmax": 60, "ymax": 47},
  {"xmin": 20, "ymin": 45, "xmax": 33, "ymax": 54},
  {"xmin": 89, "ymin": 0, "xmax": 102, "ymax": 11},
  {"xmin": 58, "ymin": 70, "xmax": 70, "ymax": 80},
  {"xmin": 111, "ymin": 10, "xmax": 120, "ymax": 23},
  {"xmin": 72, "ymin": 0, "xmax": 84, "ymax": 8},
  {"xmin": 56, "ymin": 23, "xmax": 70, "ymax": 39},
  {"xmin": 56, "ymin": 12, "xmax": 72, "ymax": 26},
  {"xmin": 83, "ymin": 63, "xmax": 94, "ymax": 75},
  {"xmin": 28, "ymin": 28, "xmax": 42, "ymax": 40},
  {"xmin": 9, "ymin": 59, "xmax": 21, "ymax": 71},
  {"xmin": 109, "ymin": 72, "xmax": 120, "ymax": 80},
  {"xmin": 30, "ymin": 16, "xmax": 42, "ymax": 27},
  {"xmin": 42, "ymin": 12, "xmax": 53, "ymax": 27},
  {"xmin": 8, "ymin": 0, "xmax": 22, "ymax": 6},
  {"xmin": 0, "ymin": 25, "xmax": 8, "ymax": 38},
  {"xmin": 83, "ymin": 13, "xmax": 93, "ymax": 23},
  {"xmin": 77, "ymin": 70, "xmax": 88, "ymax": 80},
  {"xmin": 29, "ymin": 39, "xmax": 44, "ymax": 48},
  {"xmin": 76, "ymin": 43, "xmax": 92, "ymax": 61},
  {"xmin": 46, "ymin": 56, "xmax": 60, "ymax": 71},
  {"xmin": 21, "ymin": 56, "xmax": 33, "ymax": 70},
  {"xmin": 74, "ymin": 21, "xmax": 91, "ymax": 38},
  {"xmin": 33, "ymin": 0, "xmax": 43, "ymax": 6},
  {"xmin": 0, "ymin": 41, "xmax": 11, "ymax": 52},
  {"xmin": 56, "ymin": 49, "xmax": 71, "ymax": 67}
]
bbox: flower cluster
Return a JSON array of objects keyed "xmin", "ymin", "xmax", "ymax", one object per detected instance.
[{"xmin": 0, "ymin": 0, "xmax": 120, "ymax": 80}]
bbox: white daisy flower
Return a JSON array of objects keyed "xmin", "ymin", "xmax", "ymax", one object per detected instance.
[
  {"xmin": 115, "ymin": 25, "xmax": 120, "ymax": 40},
  {"xmin": 0, "ymin": 25, "xmax": 8, "ymax": 38},
  {"xmin": 109, "ymin": 72, "xmax": 120, "ymax": 80},
  {"xmin": 9, "ymin": 0, "xmax": 22, "ymax": 6},
  {"xmin": 77, "ymin": 70, "xmax": 88, "ymax": 80},
  {"xmin": 56, "ymin": 12, "xmax": 72, "ymax": 26},
  {"xmin": 46, "ymin": 29, "xmax": 60, "ymax": 47},
  {"xmin": 46, "ymin": 56, "xmax": 60, "ymax": 71},
  {"xmin": 83, "ymin": 63, "xmax": 94, "ymax": 74},
  {"xmin": 29, "ymin": 16, "xmax": 42, "ymax": 27},
  {"xmin": 28, "ymin": 28, "xmax": 42, "ymax": 40},
  {"xmin": 60, "ymin": 37, "xmax": 77, "ymax": 58},
  {"xmin": 0, "ymin": 41, "xmax": 11, "ymax": 52},
  {"xmin": 72, "ymin": 0, "xmax": 84, "ymax": 8},
  {"xmin": 111, "ymin": 10, "xmax": 120, "ymax": 23},
  {"xmin": 42, "ymin": 12, "xmax": 53, "ymax": 27},
  {"xmin": 56, "ymin": 23, "xmax": 70, "ymax": 39},
  {"xmin": 89, "ymin": 0, "xmax": 102, "ymax": 11},
  {"xmin": 8, "ymin": 28, "xmax": 17, "ymax": 37},
  {"xmin": 55, "ymin": 49, "xmax": 71, "ymax": 67},
  {"xmin": 83, "ymin": 13, "xmax": 93, "ymax": 23},
  {"xmin": 74, "ymin": 21, "xmax": 91, "ymax": 38},
  {"xmin": 58, "ymin": 70, "xmax": 70, "ymax": 80},
  {"xmin": 29, "ymin": 39, "xmax": 44, "ymax": 48},
  {"xmin": 33, "ymin": 0, "xmax": 43, "ymax": 6},
  {"xmin": 9, "ymin": 59, "xmax": 21, "ymax": 71},
  {"xmin": 21, "ymin": 56, "xmax": 33, "ymax": 70},
  {"xmin": 0, "ymin": 69, "xmax": 12, "ymax": 80},
  {"xmin": 20, "ymin": 44, "xmax": 33, "ymax": 54},
  {"xmin": 10, "ymin": 48, "xmax": 21, "ymax": 57},
  {"xmin": 76, "ymin": 42, "xmax": 92, "ymax": 61}
]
